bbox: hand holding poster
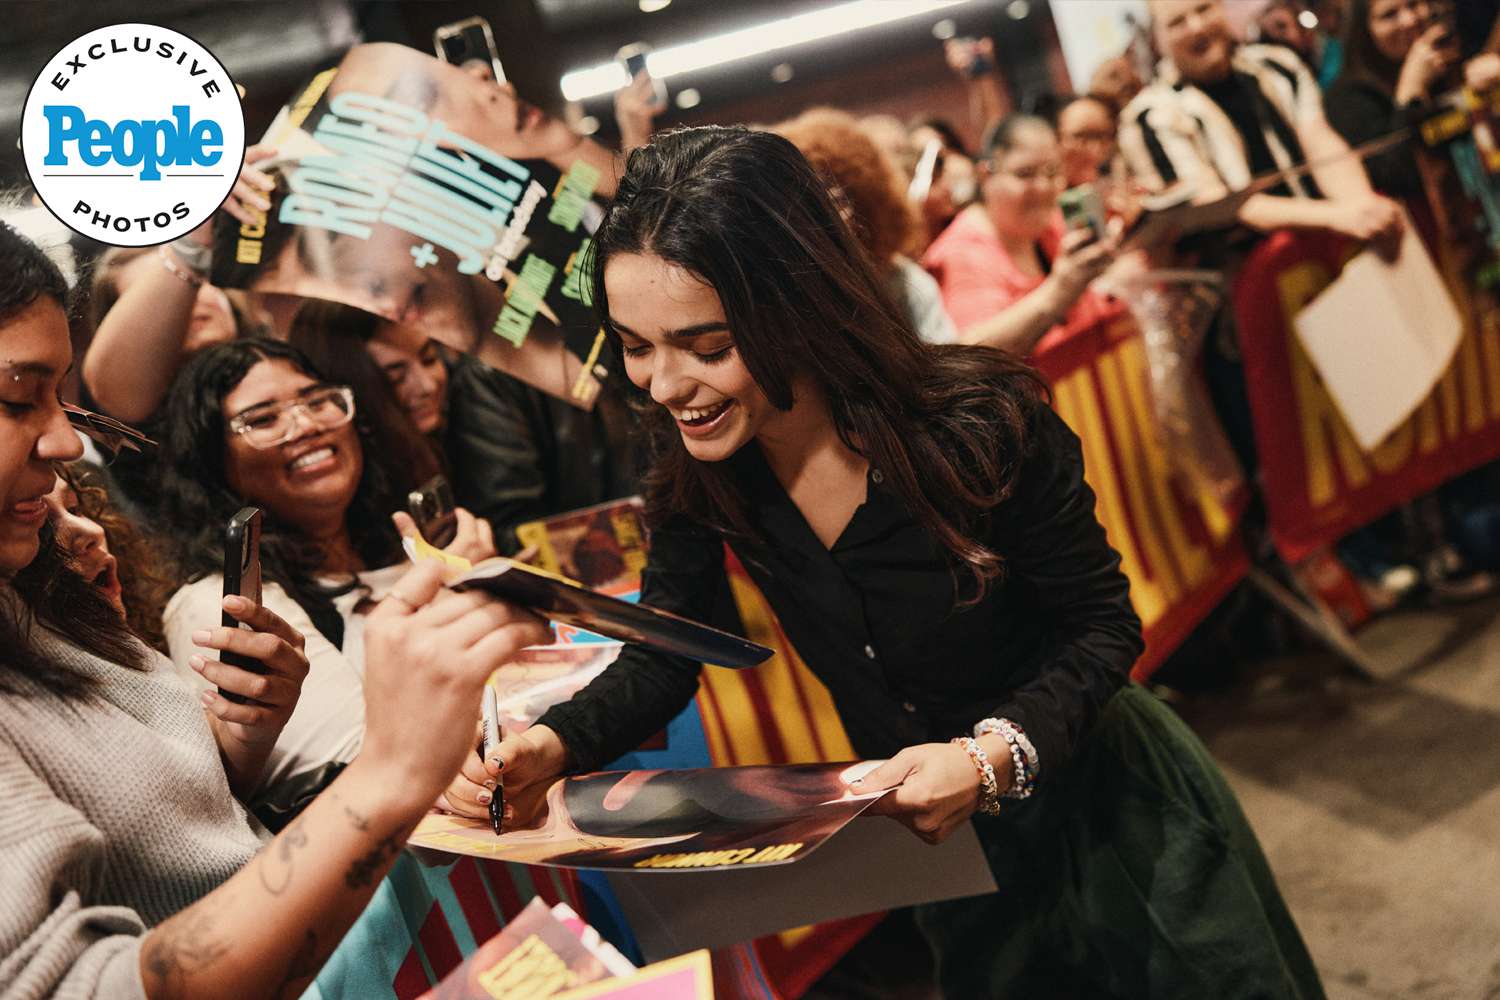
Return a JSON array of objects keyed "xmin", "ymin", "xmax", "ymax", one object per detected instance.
[
  {"xmin": 410, "ymin": 762, "xmax": 888, "ymax": 872},
  {"xmin": 212, "ymin": 43, "xmax": 617, "ymax": 408}
]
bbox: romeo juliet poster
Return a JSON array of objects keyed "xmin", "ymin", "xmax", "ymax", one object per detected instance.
[{"xmin": 212, "ymin": 42, "xmax": 617, "ymax": 409}]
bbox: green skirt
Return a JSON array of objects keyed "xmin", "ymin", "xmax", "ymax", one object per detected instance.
[{"xmin": 914, "ymin": 684, "xmax": 1325, "ymax": 999}]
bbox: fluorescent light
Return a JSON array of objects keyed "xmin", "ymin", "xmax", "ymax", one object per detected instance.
[
  {"xmin": 639, "ymin": 0, "xmax": 672, "ymax": 10},
  {"xmin": 560, "ymin": 0, "xmax": 978, "ymax": 102},
  {"xmin": 675, "ymin": 87, "xmax": 701, "ymax": 109}
]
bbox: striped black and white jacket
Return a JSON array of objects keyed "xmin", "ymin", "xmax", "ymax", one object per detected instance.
[{"xmin": 1118, "ymin": 44, "xmax": 1324, "ymax": 200}]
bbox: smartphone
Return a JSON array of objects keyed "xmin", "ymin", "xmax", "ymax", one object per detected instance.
[
  {"xmin": 616, "ymin": 42, "xmax": 667, "ymax": 108},
  {"xmin": 220, "ymin": 507, "xmax": 264, "ymax": 704},
  {"xmin": 408, "ymin": 475, "xmax": 458, "ymax": 548},
  {"xmin": 434, "ymin": 16, "xmax": 505, "ymax": 85},
  {"xmin": 1059, "ymin": 184, "xmax": 1106, "ymax": 241}
]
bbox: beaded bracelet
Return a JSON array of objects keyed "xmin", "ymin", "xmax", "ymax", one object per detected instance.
[
  {"xmin": 158, "ymin": 245, "xmax": 205, "ymax": 288},
  {"xmin": 951, "ymin": 736, "xmax": 1002, "ymax": 815},
  {"xmin": 974, "ymin": 718, "xmax": 1037, "ymax": 800}
]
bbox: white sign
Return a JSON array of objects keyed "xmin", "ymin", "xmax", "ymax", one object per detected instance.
[{"xmin": 20, "ymin": 23, "xmax": 245, "ymax": 246}]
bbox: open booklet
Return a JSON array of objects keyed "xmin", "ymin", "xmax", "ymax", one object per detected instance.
[
  {"xmin": 402, "ymin": 536, "xmax": 770, "ymax": 668},
  {"xmin": 410, "ymin": 761, "xmax": 888, "ymax": 872},
  {"xmin": 452, "ymin": 557, "xmax": 770, "ymax": 668}
]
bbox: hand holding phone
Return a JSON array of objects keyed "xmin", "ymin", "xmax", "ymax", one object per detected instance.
[
  {"xmin": 1059, "ymin": 184, "xmax": 1106, "ymax": 243},
  {"xmin": 616, "ymin": 42, "xmax": 667, "ymax": 108},
  {"xmin": 408, "ymin": 475, "xmax": 458, "ymax": 549},
  {"xmin": 220, "ymin": 507, "xmax": 264, "ymax": 705},
  {"xmin": 435, "ymin": 16, "xmax": 505, "ymax": 85}
]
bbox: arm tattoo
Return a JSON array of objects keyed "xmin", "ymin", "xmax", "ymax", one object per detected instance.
[
  {"xmin": 344, "ymin": 832, "xmax": 403, "ymax": 889},
  {"xmin": 141, "ymin": 912, "xmax": 231, "ymax": 1000},
  {"xmin": 258, "ymin": 816, "xmax": 310, "ymax": 896},
  {"xmin": 273, "ymin": 929, "xmax": 322, "ymax": 1000},
  {"xmin": 332, "ymin": 790, "xmax": 371, "ymax": 833}
]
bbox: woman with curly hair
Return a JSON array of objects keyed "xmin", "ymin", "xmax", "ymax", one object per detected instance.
[
  {"xmin": 154, "ymin": 338, "xmax": 496, "ymax": 814},
  {"xmin": 776, "ymin": 107, "xmax": 959, "ymax": 346},
  {"xmin": 42, "ymin": 462, "xmax": 174, "ymax": 652}
]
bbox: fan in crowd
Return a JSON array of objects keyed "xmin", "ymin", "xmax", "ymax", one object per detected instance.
[
  {"xmin": 924, "ymin": 114, "xmax": 1120, "ymax": 356},
  {"xmin": 154, "ymin": 338, "xmax": 498, "ymax": 819},
  {"xmin": 0, "ymin": 219, "xmax": 554, "ymax": 1000}
]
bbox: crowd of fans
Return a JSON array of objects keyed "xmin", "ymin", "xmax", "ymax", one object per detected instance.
[{"xmin": 3, "ymin": 0, "xmax": 1500, "ymax": 996}]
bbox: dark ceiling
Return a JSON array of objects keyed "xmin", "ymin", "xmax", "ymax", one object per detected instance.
[{"xmin": 0, "ymin": 0, "xmax": 1037, "ymax": 185}]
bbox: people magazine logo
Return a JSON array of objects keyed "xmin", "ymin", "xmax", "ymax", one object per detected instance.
[{"xmin": 20, "ymin": 24, "xmax": 245, "ymax": 247}]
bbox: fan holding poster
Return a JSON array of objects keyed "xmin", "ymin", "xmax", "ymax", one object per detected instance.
[{"xmin": 212, "ymin": 42, "xmax": 619, "ymax": 409}]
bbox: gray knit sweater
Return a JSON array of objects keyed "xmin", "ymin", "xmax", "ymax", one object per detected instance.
[{"xmin": 0, "ymin": 623, "xmax": 266, "ymax": 1000}]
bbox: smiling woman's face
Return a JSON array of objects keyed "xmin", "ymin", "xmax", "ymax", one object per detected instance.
[
  {"xmin": 0, "ymin": 297, "xmax": 84, "ymax": 576},
  {"xmin": 604, "ymin": 252, "xmax": 777, "ymax": 465},
  {"xmin": 221, "ymin": 359, "xmax": 363, "ymax": 534}
]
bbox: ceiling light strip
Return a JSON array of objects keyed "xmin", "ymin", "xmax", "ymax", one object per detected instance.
[{"xmin": 560, "ymin": 0, "xmax": 978, "ymax": 102}]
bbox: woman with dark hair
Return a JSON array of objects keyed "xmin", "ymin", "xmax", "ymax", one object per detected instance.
[
  {"xmin": 1324, "ymin": 0, "xmax": 1461, "ymax": 200},
  {"xmin": 1326, "ymin": 0, "xmax": 1500, "ymax": 595},
  {"xmin": 0, "ymin": 219, "xmax": 552, "ymax": 998},
  {"xmin": 287, "ymin": 304, "xmax": 446, "ymax": 493},
  {"xmin": 291, "ymin": 299, "xmax": 641, "ymax": 554},
  {"xmin": 1055, "ymin": 93, "xmax": 1120, "ymax": 187},
  {"xmin": 924, "ymin": 114, "xmax": 1119, "ymax": 356},
  {"xmin": 155, "ymin": 337, "xmax": 496, "ymax": 807},
  {"xmin": 479, "ymin": 127, "xmax": 1322, "ymax": 997},
  {"xmin": 44, "ymin": 462, "xmax": 174, "ymax": 652}
]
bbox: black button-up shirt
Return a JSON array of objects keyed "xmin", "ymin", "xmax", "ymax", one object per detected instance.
[{"xmin": 538, "ymin": 406, "xmax": 1143, "ymax": 776}]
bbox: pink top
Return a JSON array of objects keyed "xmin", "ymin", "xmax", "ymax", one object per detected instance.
[{"xmin": 922, "ymin": 208, "xmax": 1110, "ymax": 351}]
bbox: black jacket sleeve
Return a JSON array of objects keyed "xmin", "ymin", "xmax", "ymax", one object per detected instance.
[
  {"xmin": 443, "ymin": 358, "xmax": 552, "ymax": 552},
  {"xmin": 1324, "ymin": 79, "xmax": 1424, "ymax": 200},
  {"xmin": 534, "ymin": 515, "xmax": 727, "ymax": 772},
  {"xmin": 979, "ymin": 405, "xmax": 1143, "ymax": 775}
]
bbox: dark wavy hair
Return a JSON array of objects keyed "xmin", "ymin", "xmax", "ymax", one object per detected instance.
[
  {"xmin": 62, "ymin": 461, "xmax": 174, "ymax": 654},
  {"xmin": 288, "ymin": 300, "xmax": 445, "ymax": 486},
  {"xmin": 1, "ymin": 221, "xmax": 148, "ymax": 698},
  {"xmin": 587, "ymin": 126, "xmax": 1045, "ymax": 602},
  {"xmin": 155, "ymin": 338, "xmax": 407, "ymax": 643}
]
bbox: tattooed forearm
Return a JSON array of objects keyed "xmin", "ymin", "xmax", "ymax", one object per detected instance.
[
  {"xmin": 330, "ymin": 789, "xmax": 371, "ymax": 832},
  {"xmin": 344, "ymin": 831, "xmax": 403, "ymax": 889},
  {"xmin": 272, "ymin": 929, "xmax": 322, "ymax": 1000},
  {"xmin": 258, "ymin": 815, "xmax": 310, "ymax": 896},
  {"xmin": 141, "ymin": 911, "xmax": 232, "ymax": 1000}
]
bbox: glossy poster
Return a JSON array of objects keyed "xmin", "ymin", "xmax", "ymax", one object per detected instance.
[
  {"xmin": 212, "ymin": 42, "xmax": 613, "ymax": 408},
  {"xmin": 410, "ymin": 762, "xmax": 886, "ymax": 872}
]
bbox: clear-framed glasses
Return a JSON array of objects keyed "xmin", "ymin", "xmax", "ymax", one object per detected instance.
[
  {"xmin": 228, "ymin": 385, "xmax": 356, "ymax": 449},
  {"xmin": 996, "ymin": 161, "xmax": 1065, "ymax": 184}
]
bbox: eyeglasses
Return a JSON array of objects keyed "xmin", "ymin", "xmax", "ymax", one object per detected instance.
[
  {"xmin": 994, "ymin": 162, "xmax": 1065, "ymax": 184},
  {"xmin": 228, "ymin": 385, "xmax": 356, "ymax": 449},
  {"xmin": 63, "ymin": 401, "xmax": 157, "ymax": 465}
]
